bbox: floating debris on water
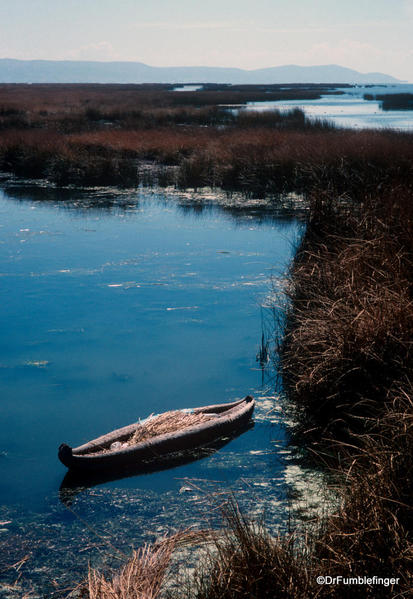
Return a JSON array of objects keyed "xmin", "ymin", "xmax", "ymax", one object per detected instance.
[{"xmin": 166, "ymin": 306, "xmax": 198, "ymax": 311}]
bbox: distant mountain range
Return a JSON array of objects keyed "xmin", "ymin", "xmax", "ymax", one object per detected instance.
[{"xmin": 0, "ymin": 59, "xmax": 402, "ymax": 84}]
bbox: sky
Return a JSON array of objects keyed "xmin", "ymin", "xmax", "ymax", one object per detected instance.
[{"xmin": 0, "ymin": 0, "xmax": 412, "ymax": 81}]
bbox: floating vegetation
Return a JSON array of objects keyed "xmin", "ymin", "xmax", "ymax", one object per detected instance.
[{"xmin": 24, "ymin": 360, "xmax": 49, "ymax": 368}]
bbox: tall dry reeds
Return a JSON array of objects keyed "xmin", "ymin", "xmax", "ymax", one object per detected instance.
[
  {"xmin": 86, "ymin": 530, "xmax": 211, "ymax": 599},
  {"xmin": 185, "ymin": 501, "xmax": 311, "ymax": 599},
  {"xmin": 1, "ymin": 83, "xmax": 412, "ymax": 190},
  {"xmin": 275, "ymin": 184, "xmax": 413, "ymax": 594},
  {"xmin": 87, "ymin": 539, "xmax": 176, "ymax": 599},
  {"xmin": 282, "ymin": 186, "xmax": 413, "ymax": 441}
]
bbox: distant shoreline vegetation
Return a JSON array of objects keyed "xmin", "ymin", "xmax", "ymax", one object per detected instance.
[
  {"xmin": 0, "ymin": 83, "xmax": 412, "ymax": 193},
  {"xmin": 364, "ymin": 92, "xmax": 413, "ymax": 110}
]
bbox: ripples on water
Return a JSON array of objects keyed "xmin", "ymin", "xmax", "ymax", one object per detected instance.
[{"xmin": 0, "ymin": 182, "xmax": 325, "ymax": 596}]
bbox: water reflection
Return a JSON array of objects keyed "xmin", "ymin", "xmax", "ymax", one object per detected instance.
[
  {"xmin": 0, "ymin": 181, "xmax": 141, "ymax": 215},
  {"xmin": 0, "ymin": 178, "xmax": 308, "ymax": 224}
]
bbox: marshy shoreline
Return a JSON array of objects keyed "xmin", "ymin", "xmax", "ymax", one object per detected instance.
[{"xmin": 1, "ymin": 83, "xmax": 412, "ymax": 597}]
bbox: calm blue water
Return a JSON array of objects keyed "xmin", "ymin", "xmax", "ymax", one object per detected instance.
[
  {"xmin": 0, "ymin": 182, "xmax": 303, "ymax": 594},
  {"xmin": 246, "ymin": 84, "xmax": 413, "ymax": 130}
]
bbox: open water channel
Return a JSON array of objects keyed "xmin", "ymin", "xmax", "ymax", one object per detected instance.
[
  {"xmin": 0, "ymin": 181, "xmax": 314, "ymax": 596},
  {"xmin": 246, "ymin": 84, "xmax": 413, "ymax": 130}
]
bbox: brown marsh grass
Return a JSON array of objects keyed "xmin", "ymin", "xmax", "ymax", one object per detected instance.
[
  {"xmin": 1, "ymin": 83, "xmax": 412, "ymax": 190},
  {"xmin": 86, "ymin": 530, "xmax": 211, "ymax": 599},
  {"xmin": 2, "ymin": 124, "xmax": 412, "ymax": 191},
  {"xmin": 282, "ymin": 186, "xmax": 413, "ymax": 440}
]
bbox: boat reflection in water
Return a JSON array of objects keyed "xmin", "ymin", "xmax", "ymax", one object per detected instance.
[{"xmin": 59, "ymin": 419, "xmax": 254, "ymax": 506}]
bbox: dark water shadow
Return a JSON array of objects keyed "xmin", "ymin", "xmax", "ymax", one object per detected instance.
[{"xmin": 59, "ymin": 421, "xmax": 254, "ymax": 506}]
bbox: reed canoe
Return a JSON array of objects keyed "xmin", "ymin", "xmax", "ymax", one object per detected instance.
[{"xmin": 58, "ymin": 396, "xmax": 254, "ymax": 472}]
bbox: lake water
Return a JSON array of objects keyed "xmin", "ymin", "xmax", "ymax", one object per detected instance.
[
  {"xmin": 246, "ymin": 84, "xmax": 413, "ymax": 130},
  {"xmin": 173, "ymin": 84, "xmax": 203, "ymax": 92},
  {"xmin": 0, "ymin": 182, "xmax": 315, "ymax": 596}
]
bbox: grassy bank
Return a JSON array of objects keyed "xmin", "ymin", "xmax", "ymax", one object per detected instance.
[{"xmin": 278, "ymin": 184, "xmax": 413, "ymax": 595}]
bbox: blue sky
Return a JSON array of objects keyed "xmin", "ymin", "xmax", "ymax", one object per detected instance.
[{"xmin": 1, "ymin": 0, "xmax": 412, "ymax": 80}]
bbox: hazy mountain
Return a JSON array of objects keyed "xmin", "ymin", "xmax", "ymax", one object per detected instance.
[{"xmin": 0, "ymin": 58, "xmax": 402, "ymax": 84}]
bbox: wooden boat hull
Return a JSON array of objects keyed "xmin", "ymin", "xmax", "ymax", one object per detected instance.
[
  {"xmin": 59, "ymin": 420, "xmax": 255, "ymax": 505},
  {"xmin": 58, "ymin": 396, "xmax": 254, "ymax": 472}
]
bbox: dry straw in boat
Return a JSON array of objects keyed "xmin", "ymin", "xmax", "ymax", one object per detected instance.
[{"xmin": 128, "ymin": 410, "xmax": 214, "ymax": 446}]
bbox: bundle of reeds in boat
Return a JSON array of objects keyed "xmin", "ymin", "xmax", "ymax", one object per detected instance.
[{"xmin": 128, "ymin": 411, "xmax": 214, "ymax": 446}]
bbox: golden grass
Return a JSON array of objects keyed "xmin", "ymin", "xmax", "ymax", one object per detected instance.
[
  {"xmin": 87, "ymin": 530, "xmax": 211, "ymax": 599},
  {"xmin": 88, "ymin": 543, "xmax": 172, "ymax": 599}
]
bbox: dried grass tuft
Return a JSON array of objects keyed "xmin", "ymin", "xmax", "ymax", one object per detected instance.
[
  {"xmin": 186, "ymin": 500, "xmax": 311, "ymax": 599},
  {"xmin": 87, "ymin": 530, "xmax": 210, "ymax": 599}
]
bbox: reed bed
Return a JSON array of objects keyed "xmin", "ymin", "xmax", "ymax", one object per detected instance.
[
  {"xmin": 87, "ymin": 542, "xmax": 174, "ymax": 599},
  {"xmin": 364, "ymin": 92, "xmax": 413, "ymax": 110},
  {"xmin": 184, "ymin": 501, "xmax": 311, "ymax": 599},
  {"xmin": 2, "ymin": 123, "xmax": 412, "ymax": 191},
  {"xmin": 282, "ymin": 186, "xmax": 413, "ymax": 439},
  {"xmin": 0, "ymin": 83, "xmax": 336, "ymax": 115},
  {"xmin": 2, "ymin": 83, "xmax": 412, "ymax": 191}
]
